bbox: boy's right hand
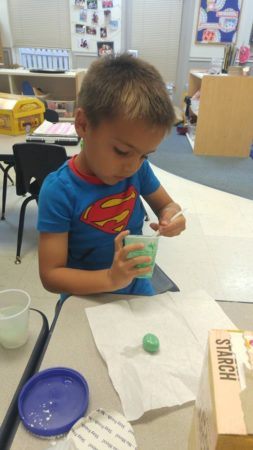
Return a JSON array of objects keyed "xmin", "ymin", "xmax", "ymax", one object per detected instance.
[{"xmin": 107, "ymin": 230, "xmax": 152, "ymax": 291}]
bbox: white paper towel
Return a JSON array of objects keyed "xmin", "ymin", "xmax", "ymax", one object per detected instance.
[
  {"xmin": 86, "ymin": 289, "xmax": 236, "ymax": 421},
  {"xmin": 45, "ymin": 409, "xmax": 137, "ymax": 450},
  {"xmin": 69, "ymin": 408, "xmax": 137, "ymax": 449}
]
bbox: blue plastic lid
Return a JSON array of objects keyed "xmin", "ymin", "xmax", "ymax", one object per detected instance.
[{"xmin": 18, "ymin": 367, "xmax": 89, "ymax": 437}]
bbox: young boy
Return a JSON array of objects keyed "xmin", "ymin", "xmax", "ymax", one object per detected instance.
[{"xmin": 37, "ymin": 54, "xmax": 186, "ymax": 297}]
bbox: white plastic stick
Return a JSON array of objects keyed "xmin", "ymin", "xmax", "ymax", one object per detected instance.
[{"xmin": 155, "ymin": 208, "xmax": 187, "ymax": 236}]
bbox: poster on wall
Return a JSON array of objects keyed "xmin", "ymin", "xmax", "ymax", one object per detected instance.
[
  {"xmin": 70, "ymin": 0, "xmax": 121, "ymax": 55},
  {"xmin": 196, "ymin": 0, "xmax": 243, "ymax": 44}
]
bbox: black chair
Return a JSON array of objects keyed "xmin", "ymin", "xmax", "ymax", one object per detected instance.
[
  {"xmin": 56, "ymin": 264, "xmax": 179, "ymax": 306},
  {"xmin": 0, "ymin": 163, "xmax": 14, "ymax": 186},
  {"xmin": 44, "ymin": 108, "xmax": 59, "ymax": 123},
  {"xmin": 1, "ymin": 106, "xmax": 58, "ymax": 221},
  {"xmin": 152, "ymin": 264, "xmax": 179, "ymax": 293},
  {"xmin": 36, "ymin": 97, "xmax": 59, "ymax": 123},
  {"xmin": 1, "ymin": 157, "xmax": 15, "ymax": 220},
  {"xmin": 12, "ymin": 142, "xmax": 68, "ymax": 264}
]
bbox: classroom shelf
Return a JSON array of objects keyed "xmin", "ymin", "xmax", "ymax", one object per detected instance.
[
  {"xmin": 0, "ymin": 68, "xmax": 87, "ymax": 119},
  {"xmin": 188, "ymin": 70, "xmax": 253, "ymax": 157}
]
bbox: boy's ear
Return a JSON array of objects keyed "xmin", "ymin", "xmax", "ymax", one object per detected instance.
[{"xmin": 75, "ymin": 108, "xmax": 89, "ymax": 138}]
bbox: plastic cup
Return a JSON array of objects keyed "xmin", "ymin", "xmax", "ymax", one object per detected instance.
[
  {"xmin": 0, "ymin": 289, "xmax": 31, "ymax": 349},
  {"xmin": 124, "ymin": 235, "xmax": 159, "ymax": 278}
]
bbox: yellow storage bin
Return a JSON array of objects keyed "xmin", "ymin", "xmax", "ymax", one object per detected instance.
[{"xmin": 0, "ymin": 93, "xmax": 45, "ymax": 135}]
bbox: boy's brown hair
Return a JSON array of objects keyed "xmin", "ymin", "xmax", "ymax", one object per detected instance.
[{"xmin": 78, "ymin": 53, "xmax": 175, "ymax": 131}]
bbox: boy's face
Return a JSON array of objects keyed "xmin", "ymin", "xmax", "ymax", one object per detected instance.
[{"xmin": 75, "ymin": 109, "xmax": 166, "ymax": 185}]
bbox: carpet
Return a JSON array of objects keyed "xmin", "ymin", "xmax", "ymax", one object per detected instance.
[{"xmin": 149, "ymin": 127, "xmax": 253, "ymax": 200}]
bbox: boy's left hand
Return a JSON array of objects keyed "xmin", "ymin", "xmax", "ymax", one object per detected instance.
[{"xmin": 149, "ymin": 205, "xmax": 186, "ymax": 237}]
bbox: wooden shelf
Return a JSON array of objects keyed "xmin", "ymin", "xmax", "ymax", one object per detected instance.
[
  {"xmin": 186, "ymin": 132, "xmax": 195, "ymax": 150},
  {"xmin": 189, "ymin": 99, "xmax": 199, "ymax": 116},
  {"xmin": 188, "ymin": 71, "xmax": 253, "ymax": 157},
  {"xmin": 0, "ymin": 68, "xmax": 86, "ymax": 102}
]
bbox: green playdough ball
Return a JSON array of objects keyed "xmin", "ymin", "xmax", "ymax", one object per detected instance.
[{"xmin": 142, "ymin": 333, "xmax": 160, "ymax": 353}]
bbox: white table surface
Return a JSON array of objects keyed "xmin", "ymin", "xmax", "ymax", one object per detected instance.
[
  {"xmin": 9, "ymin": 294, "xmax": 253, "ymax": 450},
  {"xmin": 0, "ymin": 309, "xmax": 45, "ymax": 426},
  {"xmin": 0, "ymin": 134, "xmax": 81, "ymax": 158}
]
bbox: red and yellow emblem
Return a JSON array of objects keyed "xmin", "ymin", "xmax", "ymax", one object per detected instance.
[{"xmin": 80, "ymin": 186, "xmax": 137, "ymax": 234}]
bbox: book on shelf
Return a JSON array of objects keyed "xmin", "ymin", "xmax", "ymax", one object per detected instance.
[{"xmin": 26, "ymin": 120, "xmax": 80, "ymax": 145}]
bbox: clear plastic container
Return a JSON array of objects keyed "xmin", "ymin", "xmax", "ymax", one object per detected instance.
[
  {"xmin": 124, "ymin": 235, "xmax": 159, "ymax": 278},
  {"xmin": 208, "ymin": 57, "xmax": 223, "ymax": 74},
  {"xmin": 0, "ymin": 289, "xmax": 31, "ymax": 349}
]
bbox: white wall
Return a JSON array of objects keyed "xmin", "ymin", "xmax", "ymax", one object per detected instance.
[
  {"xmin": 1, "ymin": 0, "xmax": 253, "ymax": 61},
  {"xmin": 128, "ymin": 0, "xmax": 183, "ymax": 84},
  {"xmin": 0, "ymin": 0, "xmax": 12, "ymax": 47},
  {"xmin": 190, "ymin": 0, "xmax": 253, "ymax": 60}
]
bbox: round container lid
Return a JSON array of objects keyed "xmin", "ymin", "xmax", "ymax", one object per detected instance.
[{"xmin": 18, "ymin": 367, "xmax": 89, "ymax": 437}]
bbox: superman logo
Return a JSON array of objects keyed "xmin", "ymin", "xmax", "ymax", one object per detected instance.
[{"xmin": 80, "ymin": 186, "xmax": 137, "ymax": 234}]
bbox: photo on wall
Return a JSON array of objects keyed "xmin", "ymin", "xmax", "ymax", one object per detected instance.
[
  {"xmin": 78, "ymin": 38, "xmax": 89, "ymax": 49},
  {"xmin": 80, "ymin": 9, "xmax": 87, "ymax": 22},
  {"xmin": 91, "ymin": 11, "xmax": 99, "ymax": 24},
  {"xmin": 109, "ymin": 20, "xmax": 119, "ymax": 32},
  {"xmin": 100, "ymin": 27, "xmax": 107, "ymax": 38},
  {"xmin": 97, "ymin": 41, "xmax": 114, "ymax": 56},
  {"xmin": 87, "ymin": 0, "xmax": 98, "ymax": 9},
  {"xmin": 86, "ymin": 26, "xmax": 97, "ymax": 35},
  {"xmin": 75, "ymin": 24, "xmax": 86, "ymax": 34},
  {"xmin": 196, "ymin": 0, "xmax": 242, "ymax": 44},
  {"xmin": 104, "ymin": 9, "xmax": 112, "ymax": 23},
  {"xmin": 75, "ymin": 0, "xmax": 86, "ymax": 6},
  {"xmin": 102, "ymin": 0, "xmax": 113, "ymax": 7}
]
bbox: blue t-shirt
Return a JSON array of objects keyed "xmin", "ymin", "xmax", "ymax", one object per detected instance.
[{"xmin": 37, "ymin": 157, "xmax": 160, "ymax": 295}]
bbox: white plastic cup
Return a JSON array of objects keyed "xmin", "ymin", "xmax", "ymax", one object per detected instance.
[
  {"xmin": 0, "ymin": 289, "xmax": 31, "ymax": 349},
  {"xmin": 124, "ymin": 235, "xmax": 159, "ymax": 278}
]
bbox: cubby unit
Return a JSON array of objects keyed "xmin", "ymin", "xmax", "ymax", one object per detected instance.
[
  {"xmin": 187, "ymin": 71, "xmax": 253, "ymax": 158},
  {"xmin": 0, "ymin": 68, "xmax": 87, "ymax": 120}
]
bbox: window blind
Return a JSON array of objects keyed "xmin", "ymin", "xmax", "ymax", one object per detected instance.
[
  {"xmin": 8, "ymin": 0, "xmax": 71, "ymax": 49},
  {"xmin": 129, "ymin": 0, "xmax": 183, "ymax": 83}
]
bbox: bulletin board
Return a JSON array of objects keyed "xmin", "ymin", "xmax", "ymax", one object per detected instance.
[
  {"xmin": 69, "ymin": 0, "xmax": 122, "ymax": 56},
  {"xmin": 196, "ymin": 0, "xmax": 243, "ymax": 44}
]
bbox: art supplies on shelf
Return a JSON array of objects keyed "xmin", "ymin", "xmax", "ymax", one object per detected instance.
[
  {"xmin": 222, "ymin": 44, "xmax": 238, "ymax": 73},
  {"xmin": 26, "ymin": 120, "xmax": 80, "ymax": 145}
]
